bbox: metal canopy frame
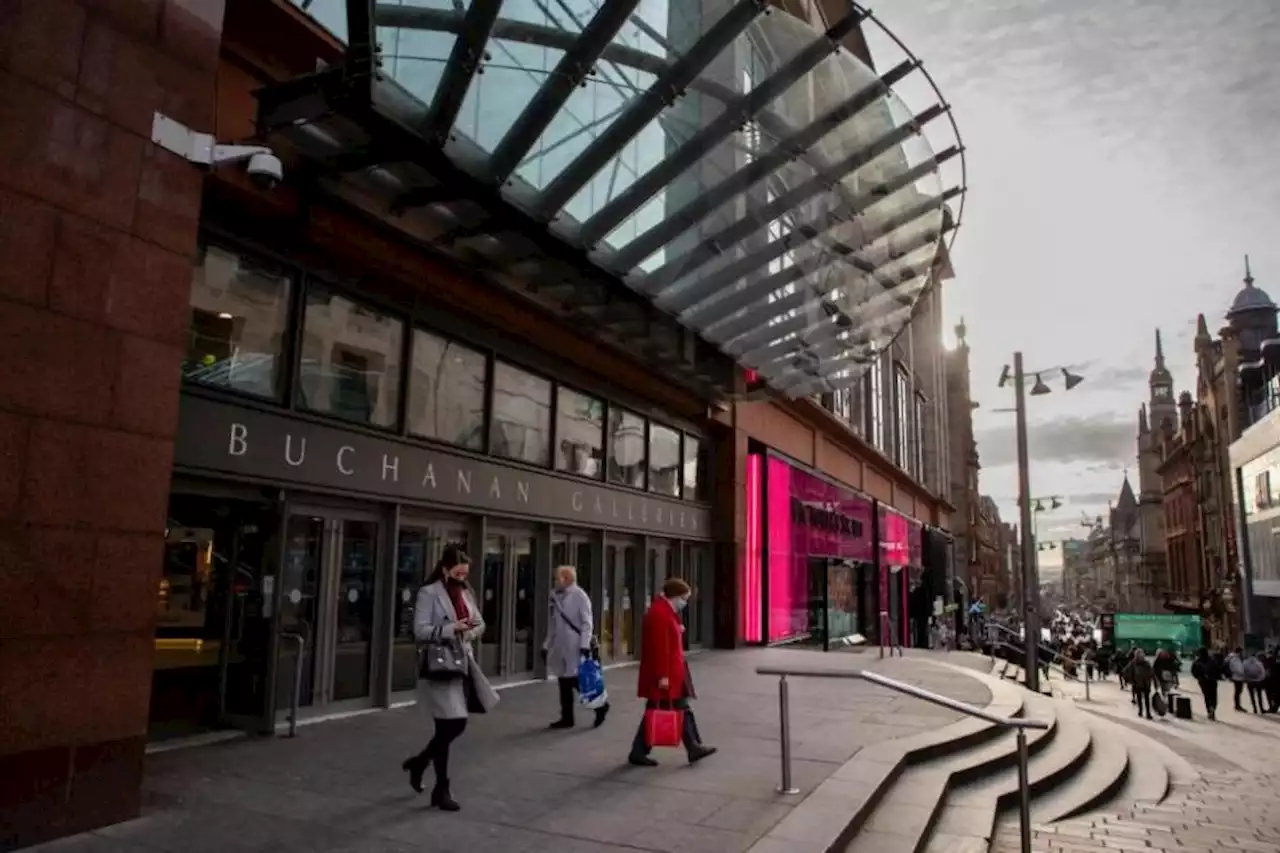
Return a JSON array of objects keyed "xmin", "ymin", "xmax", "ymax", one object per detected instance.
[
  {"xmin": 576, "ymin": 9, "xmax": 871, "ymax": 247},
  {"xmin": 268, "ymin": 0, "xmax": 966, "ymax": 400}
]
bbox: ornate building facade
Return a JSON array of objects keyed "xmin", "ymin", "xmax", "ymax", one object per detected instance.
[
  {"xmin": 1136, "ymin": 332, "xmax": 1178, "ymax": 611},
  {"xmin": 945, "ymin": 320, "xmax": 984, "ymax": 606}
]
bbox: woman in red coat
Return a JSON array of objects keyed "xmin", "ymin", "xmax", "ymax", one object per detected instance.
[{"xmin": 628, "ymin": 577, "xmax": 716, "ymax": 766}]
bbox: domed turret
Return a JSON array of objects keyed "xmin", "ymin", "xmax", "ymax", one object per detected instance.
[{"xmin": 1227, "ymin": 255, "xmax": 1278, "ymax": 353}]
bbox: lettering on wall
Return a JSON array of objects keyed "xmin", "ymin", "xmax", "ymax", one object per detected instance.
[
  {"xmin": 176, "ymin": 395, "xmax": 711, "ymax": 539},
  {"xmin": 789, "ymin": 497, "xmax": 864, "ymax": 537}
]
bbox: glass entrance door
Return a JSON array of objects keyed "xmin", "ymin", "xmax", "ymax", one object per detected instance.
[
  {"xmin": 479, "ymin": 531, "xmax": 537, "ymax": 680},
  {"xmin": 552, "ymin": 531, "xmax": 598, "ymax": 651},
  {"xmin": 682, "ymin": 543, "xmax": 711, "ymax": 649},
  {"xmin": 606, "ymin": 537, "xmax": 642, "ymax": 660},
  {"xmin": 280, "ymin": 511, "xmax": 381, "ymax": 711},
  {"xmin": 392, "ymin": 524, "xmax": 469, "ymax": 693}
]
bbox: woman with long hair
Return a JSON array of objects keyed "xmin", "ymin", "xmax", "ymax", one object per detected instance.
[{"xmin": 401, "ymin": 544, "xmax": 498, "ymax": 810}]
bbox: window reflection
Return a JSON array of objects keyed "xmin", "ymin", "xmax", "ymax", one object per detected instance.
[
  {"xmin": 297, "ymin": 287, "xmax": 403, "ymax": 428},
  {"xmin": 556, "ymin": 387, "xmax": 604, "ymax": 478},
  {"xmin": 608, "ymin": 407, "xmax": 646, "ymax": 488},
  {"xmin": 648, "ymin": 423, "xmax": 680, "ymax": 497},
  {"xmin": 184, "ymin": 245, "xmax": 291, "ymax": 400},
  {"xmin": 408, "ymin": 330, "xmax": 486, "ymax": 449},
  {"xmin": 683, "ymin": 434, "xmax": 704, "ymax": 501},
  {"xmin": 491, "ymin": 361, "xmax": 551, "ymax": 466},
  {"xmin": 287, "ymin": 0, "xmax": 347, "ymax": 42}
]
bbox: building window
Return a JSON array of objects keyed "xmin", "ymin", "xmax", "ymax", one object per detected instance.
[
  {"xmin": 649, "ymin": 423, "xmax": 681, "ymax": 497},
  {"xmin": 867, "ymin": 358, "xmax": 885, "ymax": 450},
  {"xmin": 683, "ymin": 434, "xmax": 706, "ymax": 501},
  {"xmin": 297, "ymin": 286, "xmax": 403, "ymax": 428},
  {"xmin": 556, "ymin": 386, "xmax": 604, "ymax": 478},
  {"xmin": 608, "ymin": 407, "xmax": 646, "ymax": 488},
  {"xmin": 831, "ymin": 384, "xmax": 852, "ymax": 422},
  {"xmin": 914, "ymin": 392, "xmax": 927, "ymax": 479},
  {"xmin": 490, "ymin": 361, "xmax": 552, "ymax": 466},
  {"xmin": 184, "ymin": 245, "xmax": 293, "ymax": 400},
  {"xmin": 894, "ymin": 364, "xmax": 911, "ymax": 467},
  {"xmin": 407, "ymin": 330, "xmax": 486, "ymax": 449}
]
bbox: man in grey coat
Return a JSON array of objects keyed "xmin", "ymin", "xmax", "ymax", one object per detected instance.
[{"xmin": 544, "ymin": 565, "xmax": 609, "ymax": 729}]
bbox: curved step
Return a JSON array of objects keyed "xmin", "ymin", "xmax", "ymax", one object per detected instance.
[
  {"xmin": 935, "ymin": 695, "xmax": 1092, "ymax": 843},
  {"xmin": 1029, "ymin": 712, "xmax": 1130, "ymax": 823}
]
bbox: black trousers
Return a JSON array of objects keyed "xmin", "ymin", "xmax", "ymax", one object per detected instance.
[
  {"xmin": 1234, "ymin": 680, "xmax": 1246, "ymax": 708},
  {"xmin": 630, "ymin": 698, "xmax": 702, "ymax": 757},
  {"xmin": 1200, "ymin": 679, "xmax": 1218, "ymax": 715},
  {"xmin": 1133, "ymin": 687, "xmax": 1151, "ymax": 717},
  {"xmin": 557, "ymin": 676, "xmax": 578, "ymax": 721},
  {"xmin": 1247, "ymin": 682, "xmax": 1264, "ymax": 712},
  {"xmin": 416, "ymin": 717, "xmax": 467, "ymax": 787}
]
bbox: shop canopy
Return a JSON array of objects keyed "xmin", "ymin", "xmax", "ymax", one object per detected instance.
[{"xmin": 261, "ymin": 0, "xmax": 965, "ymax": 400}]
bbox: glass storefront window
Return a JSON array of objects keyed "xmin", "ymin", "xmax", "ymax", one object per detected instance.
[
  {"xmin": 408, "ymin": 330, "xmax": 486, "ymax": 450},
  {"xmin": 555, "ymin": 387, "xmax": 604, "ymax": 478},
  {"xmin": 490, "ymin": 361, "xmax": 552, "ymax": 466},
  {"xmin": 648, "ymin": 424, "xmax": 681, "ymax": 497},
  {"xmin": 297, "ymin": 287, "xmax": 403, "ymax": 428},
  {"xmin": 184, "ymin": 245, "xmax": 292, "ymax": 400},
  {"xmin": 607, "ymin": 407, "xmax": 646, "ymax": 488},
  {"xmin": 683, "ymin": 434, "xmax": 706, "ymax": 501},
  {"xmin": 287, "ymin": 0, "xmax": 347, "ymax": 42}
]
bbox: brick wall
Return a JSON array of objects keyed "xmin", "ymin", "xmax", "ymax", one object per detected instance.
[{"xmin": 0, "ymin": 0, "xmax": 222, "ymax": 846}]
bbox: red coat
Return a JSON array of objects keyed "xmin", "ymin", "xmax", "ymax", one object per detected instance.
[{"xmin": 636, "ymin": 597, "xmax": 685, "ymax": 700}]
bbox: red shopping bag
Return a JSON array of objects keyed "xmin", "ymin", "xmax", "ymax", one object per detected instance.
[{"xmin": 644, "ymin": 702, "xmax": 685, "ymax": 749}]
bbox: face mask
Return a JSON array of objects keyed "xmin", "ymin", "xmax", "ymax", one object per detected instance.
[
  {"xmin": 446, "ymin": 574, "xmax": 466, "ymax": 587},
  {"xmin": 672, "ymin": 596, "xmax": 689, "ymax": 612}
]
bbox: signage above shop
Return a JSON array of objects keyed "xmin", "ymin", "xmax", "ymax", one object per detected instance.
[
  {"xmin": 174, "ymin": 395, "xmax": 712, "ymax": 539},
  {"xmin": 790, "ymin": 498, "xmax": 865, "ymax": 537}
]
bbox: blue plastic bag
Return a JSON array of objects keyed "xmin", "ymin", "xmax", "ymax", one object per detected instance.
[{"xmin": 578, "ymin": 656, "xmax": 608, "ymax": 709}]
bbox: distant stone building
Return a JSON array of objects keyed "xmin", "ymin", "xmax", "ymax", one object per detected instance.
[
  {"xmin": 1137, "ymin": 331, "xmax": 1178, "ymax": 611},
  {"xmin": 945, "ymin": 320, "xmax": 984, "ymax": 608},
  {"xmin": 975, "ymin": 495, "xmax": 1010, "ymax": 605}
]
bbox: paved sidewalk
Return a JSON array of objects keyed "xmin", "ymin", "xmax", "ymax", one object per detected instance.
[
  {"xmin": 33, "ymin": 648, "xmax": 991, "ymax": 853},
  {"xmin": 998, "ymin": 669, "xmax": 1280, "ymax": 851}
]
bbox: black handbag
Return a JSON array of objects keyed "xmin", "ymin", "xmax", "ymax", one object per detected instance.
[{"xmin": 420, "ymin": 641, "xmax": 466, "ymax": 681}]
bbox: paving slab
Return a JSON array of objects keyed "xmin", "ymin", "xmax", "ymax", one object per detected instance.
[{"xmin": 28, "ymin": 648, "xmax": 991, "ymax": 853}]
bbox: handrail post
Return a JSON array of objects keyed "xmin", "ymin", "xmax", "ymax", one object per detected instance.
[
  {"xmin": 776, "ymin": 675, "xmax": 799, "ymax": 795},
  {"xmin": 879, "ymin": 611, "xmax": 887, "ymax": 660},
  {"xmin": 1015, "ymin": 727, "xmax": 1032, "ymax": 853},
  {"xmin": 282, "ymin": 631, "xmax": 306, "ymax": 738},
  {"xmin": 1084, "ymin": 662, "xmax": 1091, "ymax": 702}
]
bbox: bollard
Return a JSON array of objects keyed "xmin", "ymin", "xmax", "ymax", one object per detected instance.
[
  {"xmin": 776, "ymin": 675, "xmax": 799, "ymax": 795},
  {"xmin": 1015, "ymin": 728, "xmax": 1032, "ymax": 853},
  {"xmin": 1084, "ymin": 665, "xmax": 1091, "ymax": 702}
]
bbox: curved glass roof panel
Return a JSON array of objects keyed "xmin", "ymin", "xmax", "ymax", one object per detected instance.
[{"xmin": 279, "ymin": 1, "xmax": 964, "ymax": 398}]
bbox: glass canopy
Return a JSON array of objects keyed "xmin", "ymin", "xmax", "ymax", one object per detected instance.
[{"xmin": 278, "ymin": 0, "xmax": 964, "ymax": 397}]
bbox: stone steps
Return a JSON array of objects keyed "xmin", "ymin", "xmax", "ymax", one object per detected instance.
[{"xmin": 749, "ymin": 655, "xmax": 1182, "ymax": 853}]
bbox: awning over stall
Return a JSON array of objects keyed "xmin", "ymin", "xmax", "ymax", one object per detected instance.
[{"xmin": 266, "ymin": 0, "xmax": 965, "ymax": 399}]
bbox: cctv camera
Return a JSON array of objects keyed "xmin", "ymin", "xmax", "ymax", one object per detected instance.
[{"xmin": 246, "ymin": 152, "xmax": 284, "ymax": 190}]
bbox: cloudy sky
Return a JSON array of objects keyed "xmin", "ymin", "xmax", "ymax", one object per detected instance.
[{"xmin": 869, "ymin": 0, "xmax": 1280, "ymax": 564}]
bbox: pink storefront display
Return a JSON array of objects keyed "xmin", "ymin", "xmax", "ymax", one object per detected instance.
[
  {"xmin": 878, "ymin": 505, "xmax": 923, "ymax": 648},
  {"xmin": 742, "ymin": 452, "xmax": 874, "ymax": 643}
]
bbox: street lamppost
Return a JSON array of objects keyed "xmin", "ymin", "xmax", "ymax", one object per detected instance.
[{"xmin": 998, "ymin": 358, "xmax": 1084, "ymax": 692}]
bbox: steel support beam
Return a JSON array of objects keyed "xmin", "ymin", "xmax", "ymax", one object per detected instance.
[
  {"xmin": 488, "ymin": 0, "xmax": 645, "ymax": 182},
  {"xmin": 532, "ymin": 0, "xmax": 767, "ymax": 218},
  {"xmin": 736, "ymin": 294, "xmax": 916, "ymax": 362},
  {"xmin": 423, "ymin": 0, "xmax": 505, "ymax": 142},
  {"xmin": 605, "ymin": 59, "xmax": 917, "ymax": 270},
  {"xmin": 576, "ymin": 11, "xmax": 871, "ymax": 246},
  {"xmin": 647, "ymin": 135, "xmax": 957, "ymax": 300}
]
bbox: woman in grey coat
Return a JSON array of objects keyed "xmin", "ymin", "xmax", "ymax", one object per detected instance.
[
  {"xmin": 543, "ymin": 565, "xmax": 609, "ymax": 729},
  {"xmin": 401, "ymin": 545, "xmax": 498, "ymax": 810}
]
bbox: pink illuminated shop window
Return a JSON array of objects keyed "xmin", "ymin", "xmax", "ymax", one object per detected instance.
[{"xmin": 743, "ymin": 454, "xmax": 763, "ymax": 643}]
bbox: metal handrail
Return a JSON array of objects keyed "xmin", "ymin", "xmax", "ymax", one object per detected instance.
[
  {"xmin": 756, "ymin": 665, "xmax": 1049, "ymax": 853},
  {"xmin": 994, "ymin": 640, "xmax": 1093, "ymax": 701},
  {"xmin": 987, "ymin": 621, "xmax": 1065, "ymax": 664},
  {"xmin": 281, "ymin": 631, "xmax": 307, "ymax": 738}
]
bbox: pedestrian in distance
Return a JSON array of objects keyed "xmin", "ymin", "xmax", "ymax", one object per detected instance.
[
  {"xmin": 1226, "ymin": 646, "xmax": 1247, "ymax": 711},
  {"xmin": 628, "ymin": 577, "xmax": 717, "ymax": 767},
  {"xmin": 543, "ymin": 565, "xmax": 609, "ymax": 729},
  {"xmin": 1124, "ymin": 648, "xmax": 1155, "ymax": 720},
  {"xmin": 1243, "ymin": 652, "xmax": 1266, "ymax": 713},
  {"xmin": 1191, "ymin": 647, "xmax": 1221, "ymax": 721},
  {"xmin": 402, "ymin": 545, "xmax": 499, "ymax": 811}
]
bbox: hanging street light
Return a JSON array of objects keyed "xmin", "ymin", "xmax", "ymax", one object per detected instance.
[{"xmin": 1030, "ymin": 373, "xmax": 1052, "ymax": 396}]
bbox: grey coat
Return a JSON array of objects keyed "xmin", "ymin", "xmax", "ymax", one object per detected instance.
[
  {"xmin": 544, "ymin": 584, "xmax": 593, "ymax": 679},
  {"xmin": 414, "ymin": 581, "xmax": 499, "ymax": 719}
]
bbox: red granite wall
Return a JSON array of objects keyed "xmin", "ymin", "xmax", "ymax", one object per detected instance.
[{"xmin": 0, "ymin": 0, "xmax": 222, "ymax": 847}]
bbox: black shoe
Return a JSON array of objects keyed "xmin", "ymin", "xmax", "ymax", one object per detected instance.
[
  {"xmin": 688, "ymin": 745, "xmax": 717, "ymax": 764},
  {"xmin": 628, "ymin": 753, "xmax": 658, "ymax": 767},
  {"xmin": 593, "ymin": 703, "xmax": 610, "ymax": 729},
  {"xmin": 549, "ymin": 719, "xmax": 575, "ymax": 730},
  {"xmin": 431, "ymin": 783, "xmax": 460, "ymax": 812},
  {"xmin": 402, "ymin": 756, "xmax": 428, "ymax": 794}
]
